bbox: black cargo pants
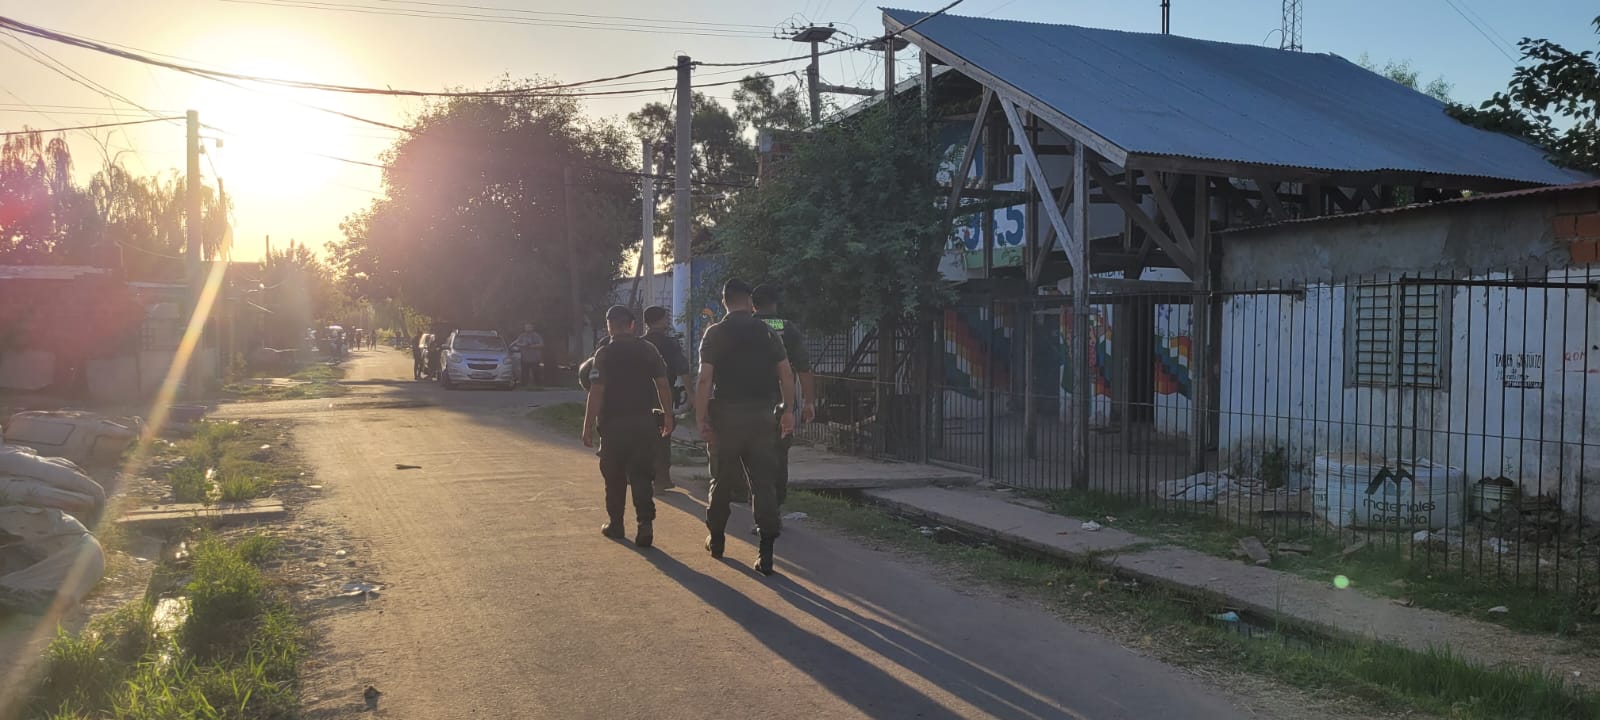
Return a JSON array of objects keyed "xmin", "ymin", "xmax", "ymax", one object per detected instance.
[
  {"xmin": 706, "ymin": 401, "xmax": 782, "ymax": 539},
  {"xmin": 598, "ymin": 414, "xmax": 658, "ymax": 525}
]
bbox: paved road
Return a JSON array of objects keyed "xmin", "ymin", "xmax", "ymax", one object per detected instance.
[{"xmin": 225, "ymin": 348, "xmax": 1256, "ymax": 720}]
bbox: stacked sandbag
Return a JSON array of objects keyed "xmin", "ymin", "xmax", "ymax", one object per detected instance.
[
  {"xmin": 0, "ymin": 443, "xmax": 105, "ymax": 518},
  {"xmin": 0, "ymin": 506, "xmax": 105, "ymax": 613}
]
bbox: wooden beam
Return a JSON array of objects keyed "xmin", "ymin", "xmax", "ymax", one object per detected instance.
[
  {"xmin": 1143, "ymin": 171, "xmax": 1200, "ymax": 263},
  {"xmin": 889, "ymin": 16, "xmax": 1130, "ymax": 166},
  {"xmin": 999, "ymin": 97, "xmax": 1084, "ymax": 272},
  {"xmin": 1208, "ymin": 177, "xmax": 1266, "ymax": 226},
  {"xmin": 1252, "ymin": 178, "xmax": 1289, "ymax": 222},
  {"xmin": 1089, "ymin": 162, "xmax": 1198, "ymax": 276},
  {"xmin": 1007, "ymin": 144, "xmax": 1075, "ymax": 155},
  {"xmin": 1189, "ymin": 174, "xmax": 1212, "ymax": 473},
  {"xmin": 1032, "ymin": 160, "xmax": 1075, "ymax": 283},
  {"xmin": 1070, "ymin": 139, "xmax": 1090, "ymax": 490},
  {"xmin": 1352, "ymin": 185, "xmax": 1383, "ymax": 211},
  {"xmin": 943, "ymin": 89, "xmax": 993, "ymax": 230},
  {"xmin": 1089, "ymin": 278, "xmax": 1196, "ymax": 293},
  {"xmin": 1125, "ymin": 153, "xmax": 1537, "ymax": 194}
]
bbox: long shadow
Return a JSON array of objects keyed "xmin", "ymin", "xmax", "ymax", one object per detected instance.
[
  {"xmin": 650, "ymin": 494, "xmax": 1077, "ymax": 720},
  {"xmin": 636, "ymin": 549, "xmax": 968, "ymax": 720}
]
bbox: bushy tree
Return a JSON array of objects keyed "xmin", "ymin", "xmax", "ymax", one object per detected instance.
[
  {"xmin": 715, "ymin": 102, "xmax": 949, "ymax": 334},
  {"xmin": 1449, "ymin": 16, "xmax": 1600, "ymax": 174}
]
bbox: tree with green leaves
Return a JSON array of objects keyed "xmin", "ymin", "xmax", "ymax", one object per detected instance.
[
  {"xmin": 715, "ymin": 102, "xmax": 949, "ymax": 334},
  {"xmin": 1357, "ymin": 54, "xmax": 1453, "ymax": 102},
  {"xmin": 1449, "ymin": 16, "xmax": 1599, "ymax": 174},
  {"xmin": 330, "ymin": 78, "xmax": 638, "ymax": 360}
]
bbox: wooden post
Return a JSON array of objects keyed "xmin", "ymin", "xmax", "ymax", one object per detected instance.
[
  {"xmin": 1071, "ymin": 141, "xmax": 1091, "ymax": 490},
  {"xmin": 1189, "ymin": 173, "xmax": 1211, "ymax": 473},
  {"xmin": 1023, "ymin": 114, "xmax": 1039, "ymax": 459}
]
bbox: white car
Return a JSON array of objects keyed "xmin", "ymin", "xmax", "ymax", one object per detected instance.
[{"xmin": 439, "ymin": 330, "xmax": 516, "ymax": 390}]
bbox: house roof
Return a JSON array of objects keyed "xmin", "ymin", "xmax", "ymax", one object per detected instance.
[
  {"xmin": 883, "ymin": 9, "xmax": 1590, "ymax": 186},
  {"xmin": 0, "ymin": 265, "xmax": 110, "ymax": 281},
  {"xmin": 1223, "ymin": 179, "xmax": 1600, "ymax": 235}
]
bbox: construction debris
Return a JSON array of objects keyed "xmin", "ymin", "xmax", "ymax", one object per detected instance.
[{"xmin": 1238, "ymin": 537, "xmax": 1272, "ymax": 566}]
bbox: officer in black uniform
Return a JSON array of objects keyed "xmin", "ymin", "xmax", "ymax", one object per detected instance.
[
  {"xmin": 641, "ymin": 306, "xmax": 691, "ymax": 493},
  {"xmin": 751, "ymin": 285, "xmax": 815, "ymax": 515},
  {"xmin": 695, "ymin": 279, "xmax": 796, "ymax": 576},
  {"xmin": 582, "ymin": 305, "xmax": 674, "ymax": 548}
]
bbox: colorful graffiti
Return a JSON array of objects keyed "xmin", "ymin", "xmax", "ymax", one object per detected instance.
[
  {"xmin": 1060, "ymin": 306, "xmax": 1112, "ymax": 397},
  {"xmin": 943, "ymin": 305, "xmax": 1013, "ymax": 396},
  {"xmin": 1155, "ymin": 334, "xmax": 1192, "ymax": 397}
]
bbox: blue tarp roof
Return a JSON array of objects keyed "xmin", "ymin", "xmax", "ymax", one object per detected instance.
[{"xmin": 884, "ymin": 9, "xmax": 1589, "ymax": 185}]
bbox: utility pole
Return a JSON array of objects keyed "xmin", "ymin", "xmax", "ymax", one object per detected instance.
[
  {"xmin": 1161, "ymin": 0, "xmax": 1171, "ymax": 34},
  {"xmin": 640, "ymin": 139, "xmax": 655, "ymax": 309},
  {"xmin": 564, "ymin": 165, "xmax": 584, "ymax": 358},
  {"xmin": 791, "ymin": 26, "xmax": 837, "ymax": 124},
  {"xmin": 185, "ymin": 109, "xmax": 203, "ymax": 397},
  {"xmin": 671, "ymin": 55, "xmax": 692, "ymax": 340}
]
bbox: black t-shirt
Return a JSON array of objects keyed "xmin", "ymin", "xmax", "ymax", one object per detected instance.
[
  {"xmin": 755, "ymin": 313, "xmax": 811, "ymax": 374},
  {"xmin": 699, "ymin": 310, "xmax": 787, "ymax": 403},
  {"xmin": 643, "ymin": 329, "xmax": 690, "ymax": 379},
  {"xmin": 593, "ymin": 335, "xmax": 667, "ymax": 417}
]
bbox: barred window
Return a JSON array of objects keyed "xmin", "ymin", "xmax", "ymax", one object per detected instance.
[{"xmin": 1346, "ymin": 283, "xmax": 1447, "ymax": 388}]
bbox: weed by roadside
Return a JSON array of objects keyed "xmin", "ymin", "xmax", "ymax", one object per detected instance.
[
  {"xmin": 158, "ymin": 420, "xmax": 297, "ymax": 505},
  {"xmin": 222, "ymin": 363, "xmax": 347, "ymax": 403},
  {"xmin": 28, "ymin": 533, "xmax": 301, "ymax": 720},
  {"xmin": 787, "ymin": 490, "xmax": 1600, "ymax": 720},
  {"xmin": 528, "ymin": 402, "xmax": 585, "ymax": 437},
  {"xmin": 1035, "ymin": 489, "xmax": 1600, "ymax": 642}
]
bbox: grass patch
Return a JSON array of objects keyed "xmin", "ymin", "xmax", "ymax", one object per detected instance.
[
  {"xmin": 29, "ymin": 533, "xmax": 301, "ymax": 720},
  {"xmin": 1033, "ymin": 489, "xmax": 1599, "ymax": 640},
  {"xmin": 222, "ymin": 362, "xmax": 347, "ymax": 402},
  {"xmin": 528, "ymin": 402, "xmax": 585, "ymax": 437},
  {"xmin": 160, "ymin": 421, "xmax": 296, "ymax": 505},
  {"xmin": 787, "ymin": 491, "xmax": 1600, "ymax": 720}
]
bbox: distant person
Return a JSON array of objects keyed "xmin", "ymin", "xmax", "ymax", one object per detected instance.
[
  {"xmin": 582, "ymin": 305, "xmax": 673, "ymax": 548},
  {"xmin": 696, "ymin": 279, "xmax": 795, "ymax": 576},
  {"xmin": 512, "ymin": 324, "xmax": 545, "ymax": 387},
  {"xmin": 412, "ymin": 332, "xmax": 425, "ymax": 380},
  {"xmin": 641, "ymin": 306, "xmax": 690, "ymax": 494}
]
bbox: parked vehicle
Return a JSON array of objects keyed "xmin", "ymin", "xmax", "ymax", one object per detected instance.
[{"xmin": 438, "ymin": 330, "xmax": 515, "ymax": 390}]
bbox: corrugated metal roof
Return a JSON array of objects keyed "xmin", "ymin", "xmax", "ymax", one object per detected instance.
[
  {"xmin": 1223, "ymin": 179, "xmax": 1600, "ymax": 235},
  {"xmin": 884, "ymin": 9, "xmax": 1590, "ymax": 186}
]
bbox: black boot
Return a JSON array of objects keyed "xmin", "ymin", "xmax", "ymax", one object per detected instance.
[
  {"xmin": 705, "ymin": 532, "xmax": 725, "ymax": 558},
  {"xmin": 601, "ymin": 521, "xmax": 625, "ymax": 539},
  {"xmin": 635, "ymin": 521, "xmax": 653, "ymax": 548},
  {"xmin": 753, "ymin": 535, "xmax": 776, "ymax": 576}
]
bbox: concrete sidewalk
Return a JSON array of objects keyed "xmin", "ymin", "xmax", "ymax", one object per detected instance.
[
  {"xmin": 675, "ymin": 436, "xmax": 980, "ymax": 491},
  {"xmin": 864, "ymin": 484, "xmax": 1600, "ymax": 689}
]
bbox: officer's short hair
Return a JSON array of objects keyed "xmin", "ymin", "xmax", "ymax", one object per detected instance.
[
  {"xmin": 751, "ymin": 284, "xmax": 780, "ymax": 310},
  {"xmin": 604, "ymin": 305, "xmax": 635, "ymax": 325},
  {"xmin": 643, "ymin": 305, "xmax": 669, "ymax": 325},
  {"xmin": 722, "ymin": 279, "xmax": 753, "ymax": 304}
]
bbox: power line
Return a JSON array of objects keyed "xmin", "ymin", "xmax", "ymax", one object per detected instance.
[
  {"xmin": 1455, "ymin": 0, "xmax": 1519, "ymax": 55},
  {"xmin": 219, "ymin": 0, "xmax": 774, "ymax": 39},
  {"xmin": 1443, "ymin": 0, "xmax": 1516, "ymax": 62},
  {"xmin": 0, "ymin": 116, "xmax": 181, "ymax": 137},
  {"xmin": 366, "ymin": 0, "xmax": 774, "ymax": 30},
  {"xmin": 0, "ymin": 31, "xmax": 174, "ymax": 126},
  {"xmin": 697, "ymin": 0, "xmax": 967, "ymax": 68}
]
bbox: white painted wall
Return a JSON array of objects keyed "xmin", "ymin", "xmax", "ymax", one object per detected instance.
[{"xmin": 1217, "ymin": 268, "xmax": 1600, "ymax": 516}]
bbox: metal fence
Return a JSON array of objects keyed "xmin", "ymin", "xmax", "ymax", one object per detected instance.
[{"xmin": 805, "ymin": 264, "xmax": 1600, "ymax": 599}]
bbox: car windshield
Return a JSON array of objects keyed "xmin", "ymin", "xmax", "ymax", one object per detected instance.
[{"xmin": 451, "ymin": 335, "xmax": 505, "ymax": 352}]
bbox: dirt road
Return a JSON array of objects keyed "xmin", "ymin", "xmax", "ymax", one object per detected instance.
[{"xmin": 221, "ymin": 348, "xmax": 1258, "ymax": 719}]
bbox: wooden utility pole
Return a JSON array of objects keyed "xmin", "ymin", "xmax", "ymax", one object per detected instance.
[
  {"xmin": 640, "ymin": 139, "xmax": 655, "ymax": 308},
  {"xmin": 185, "ymin": 109, "xmax": 203, "ymax": 397},
  {"xmin": 564, "ymin": 165, "xmax": 584, "ymax": 358},
  {"xmin": 671, "ymin": 55, "xmax": 693, "ymax": 339},
  {"xmin": 1071, "ymin": 140, "xmax": 1091, "ymax": 489}
]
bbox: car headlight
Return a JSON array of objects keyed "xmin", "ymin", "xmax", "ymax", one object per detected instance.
[{"xmin": 446, "ymin": 351, "xmax": 463, "ymax": 364}]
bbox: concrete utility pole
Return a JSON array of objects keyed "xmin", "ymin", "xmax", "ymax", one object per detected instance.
[
  {"xmin": 185, "ymin": 109, "xmax": 203, "ymax": 396},
  {"xmin": 640, "ymin": 139, "xmax": 655, "ymax": 308},
  {"xmin": 564, "ymin": 165, "xmax": 584, "ymax": 358},
  {"xmin": 791, "ymin": 26, "xmax": 837, "ymax": 124},
  {"xmin": 671, "ymin": 55, "xmax": 692, "ymax": 339}
]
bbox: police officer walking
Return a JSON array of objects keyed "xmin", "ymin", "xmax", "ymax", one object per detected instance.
[
  {"xmin": 641, "ymin": 306, "xmax": 691, "ymax": 493},
  {"xmin": 695, "ymin": 280, "xmax": 796, "ymax": 575},
  {"xmin": 582, "ymin": 306, "xmax": 674, "ymax": 548},
  {"xmin": 752, "ymin": 284, "xmax": 815, "ymax": 517}
]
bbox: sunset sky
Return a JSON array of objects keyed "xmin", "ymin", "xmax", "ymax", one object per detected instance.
[{"xmin": 1, "ymin": 0, "xmax": 1594, "ymax": 262}]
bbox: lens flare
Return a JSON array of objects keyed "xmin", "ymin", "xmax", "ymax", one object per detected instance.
[{"xmin": 1333, "ymin": 575, "xmax": 1351, "ymax": 590}]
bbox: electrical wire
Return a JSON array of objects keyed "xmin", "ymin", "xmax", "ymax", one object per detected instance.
[
  {"xmin": 0, "ymin": 31, "xmax": 176, "ymax": 126},
  {"xmin": 0, "ymin": 116, "xmax": 181, "ymax": 136},
  {"xmin": 364, "ymin": 0, "xmax": 774, "ymax": 31},
  {"xmin": 1442, "ymin": 0, "xmax": 1516, "ymax": 62},
  {"xmin": 697, "ymin": 0, "xmax": 967, "ymax": 68},
  {"xmin": 218, "ymin": 0, "xmax": 773, "ymax": 39}
]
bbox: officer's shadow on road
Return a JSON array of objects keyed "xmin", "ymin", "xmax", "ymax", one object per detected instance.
[{"xmin": 635, "ymin": 549, "xmax": 969, "ymax": 720}]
